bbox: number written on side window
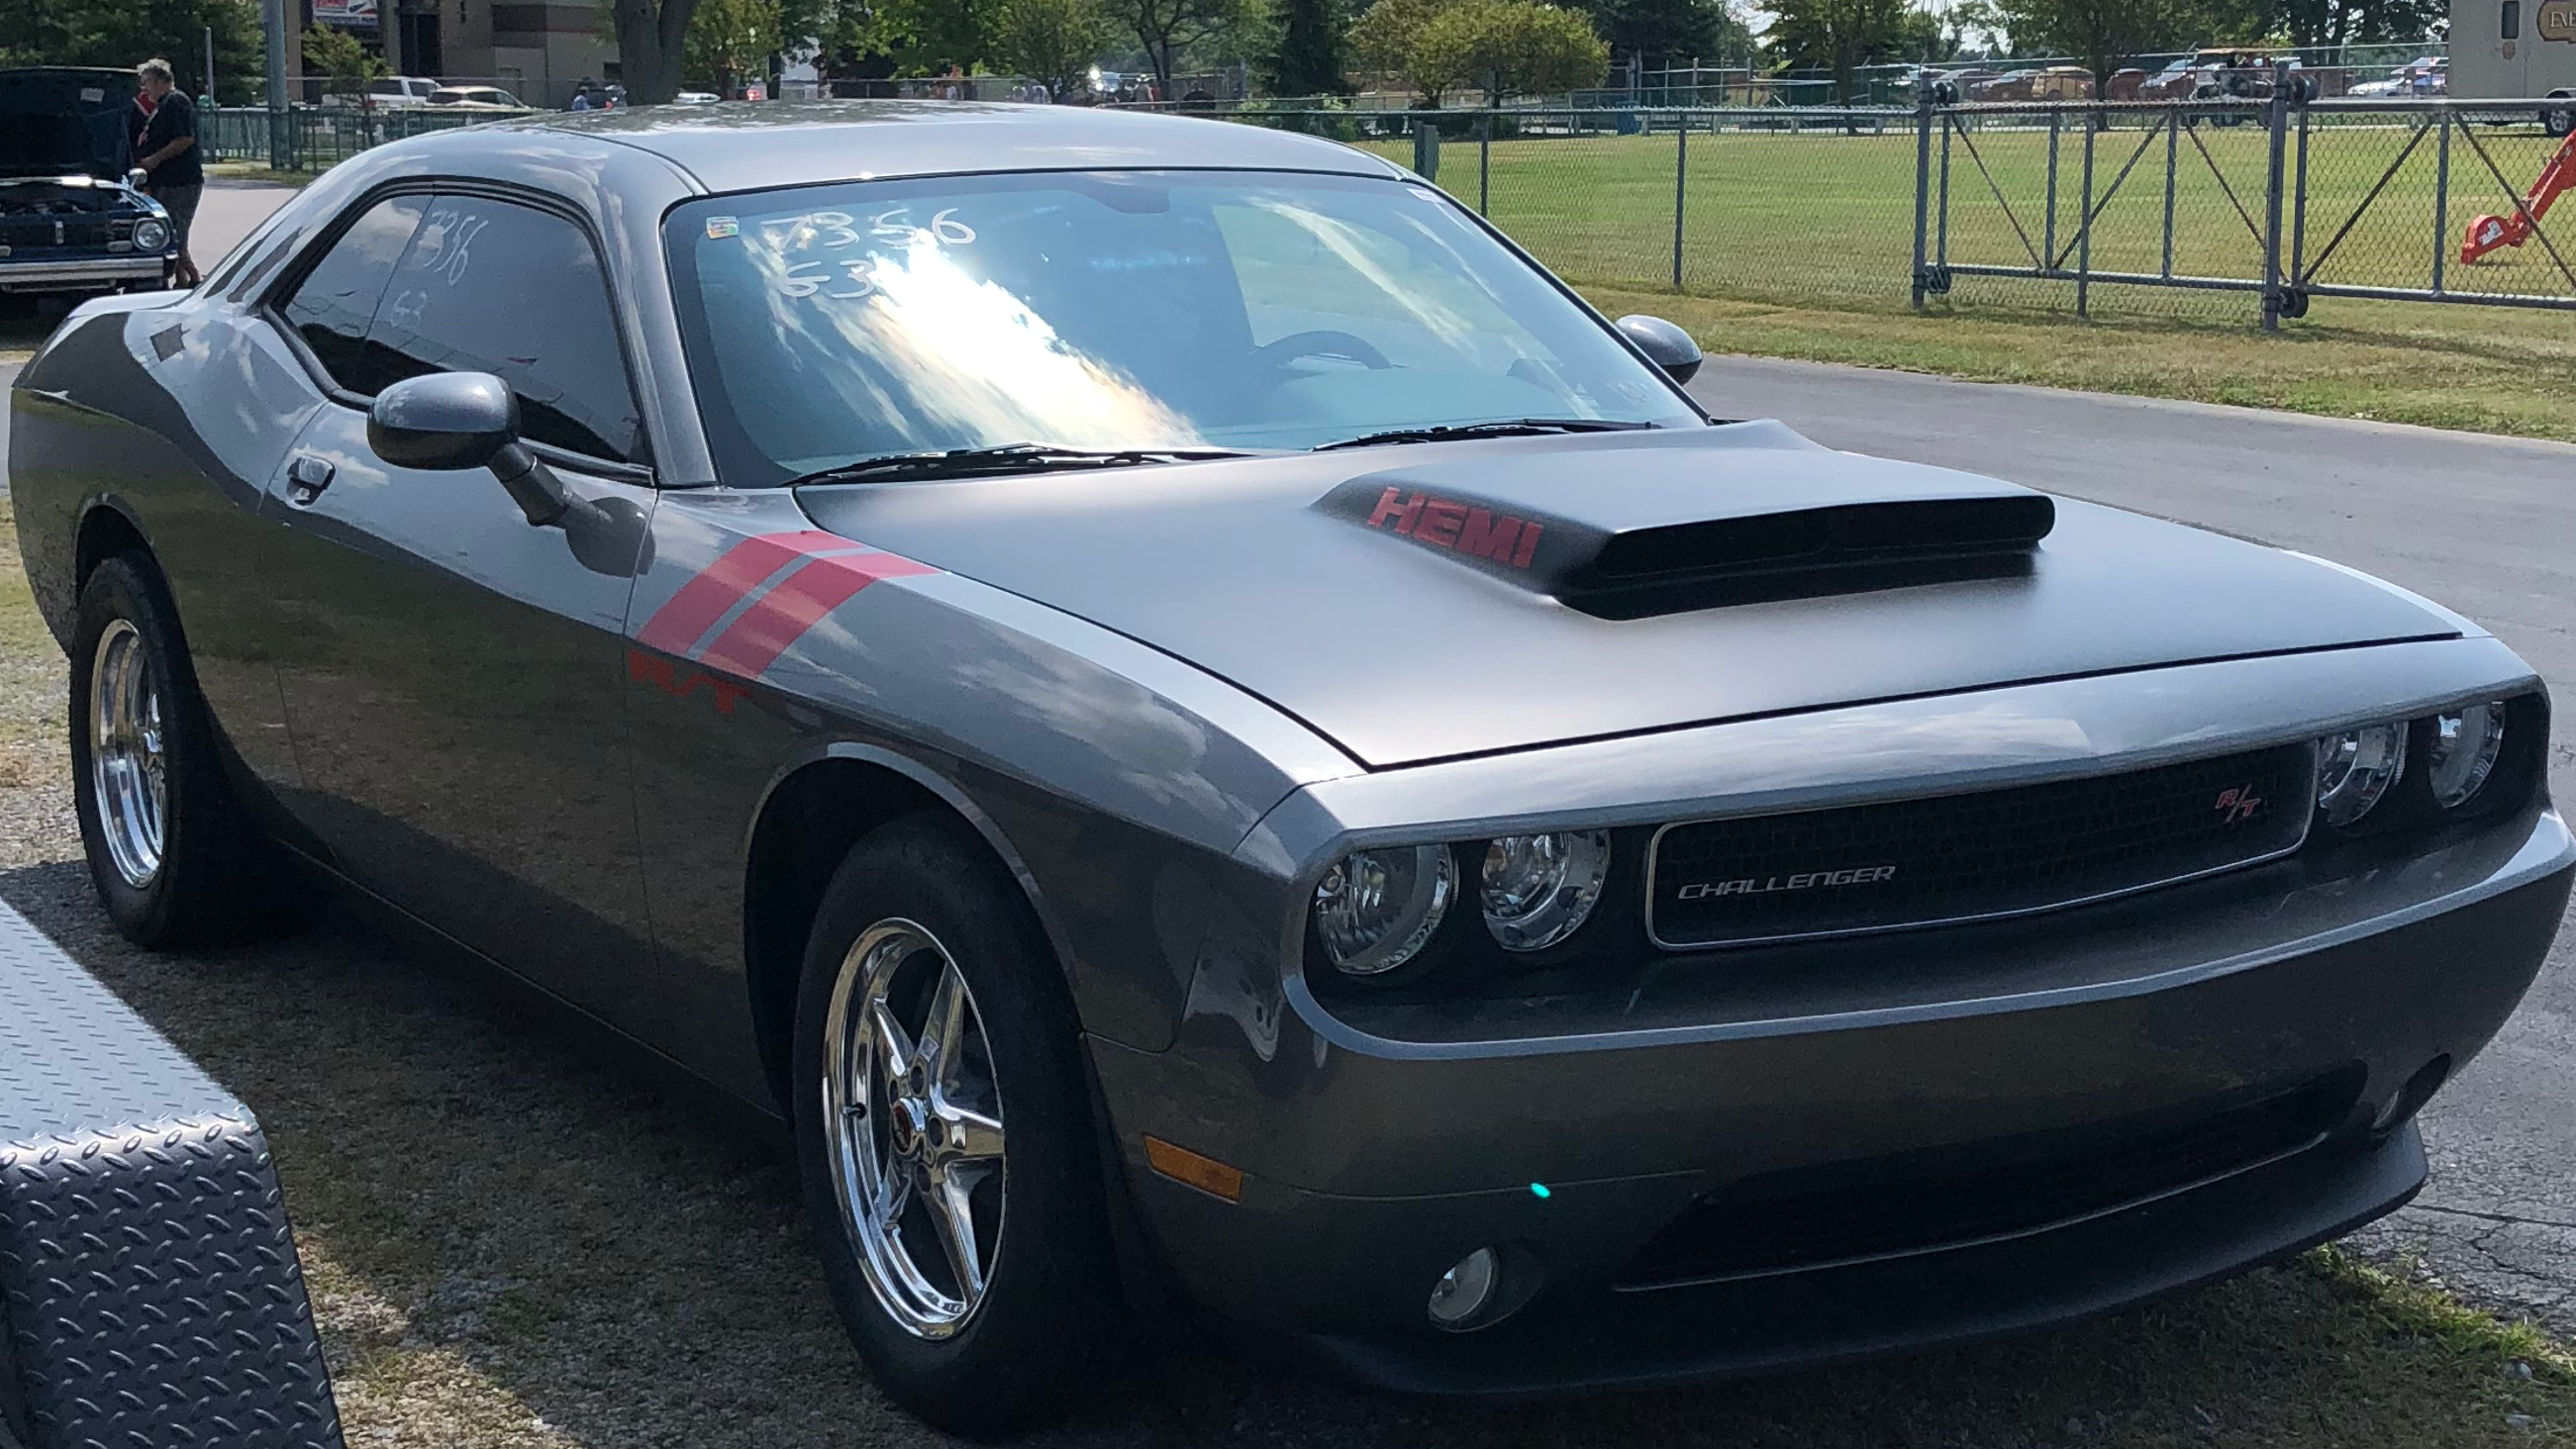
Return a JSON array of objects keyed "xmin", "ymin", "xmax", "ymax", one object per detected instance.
[
  {"xmin": 366, "ymin": 198, "xmax": 644, "ymax": 462},
  {"xmin": 280, "ymin": 194, "xmax": 428, "ymax": 398}
]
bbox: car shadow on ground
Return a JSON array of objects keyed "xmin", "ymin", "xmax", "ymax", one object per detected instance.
[{"xmin": 0, "ymin": 851, "xmax": 2551, "ymax": 1448}]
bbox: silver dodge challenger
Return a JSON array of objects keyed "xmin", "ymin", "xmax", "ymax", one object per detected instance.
[{"xmin": 10, "ymin": 103, "xmax": 2569, "ymax": 1434}]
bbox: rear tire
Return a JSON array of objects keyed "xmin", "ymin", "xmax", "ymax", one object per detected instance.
[
  {"xmin": 792, "ymin": 814, "xmax": 1125, "ymax": 1436},
  {"xmin": 69, "ymin": 551, "xmax": 311, "ymax": 947},
  {"xmin": 2546, "ymin": 98, "xmax": 2573, "ymax": 140}
]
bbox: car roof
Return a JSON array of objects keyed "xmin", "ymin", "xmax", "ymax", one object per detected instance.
[{"xmin": 475, "ymin": 100, "xmax": 1409, "ymax": 194}]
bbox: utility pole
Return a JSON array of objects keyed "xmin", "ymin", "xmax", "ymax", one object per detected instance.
[
  {"xmin": 203, "ymin": 27, "xmax": 216, "ymax": 100},
  {"xmin": 264, "ymin": 0, "xmax": 290, "ymax": 167}
]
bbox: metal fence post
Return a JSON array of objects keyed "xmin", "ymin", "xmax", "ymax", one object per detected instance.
[
  {"xmin": 2431, "ymin": 107, "xmax": 2451, "ymax": 294},
  {"xmin": 1911, "ymin": 84, "xmax": 1934, "ymax": 308},
  {"xmin": 1478, "ymin": 110, "xmax": 1491, "ymax": 216},
  {"xmin": 2258, "ymin": 59, "xmax": 2293, "ymax": 331},
  {"xmin": 2162, "ymin": 107, "xmax": 2179, "ymax": 279},
  {"xmin": 1671, "ymin": 113, "xmax": 1687, "ymax": 291},
  {"xmin": 2077, "ymin": 106, "xmax": 2097, "ymax": 316},
  {"xmin": 2043, "ymin": 109, "xmax": 2062, "ymax": 268}
]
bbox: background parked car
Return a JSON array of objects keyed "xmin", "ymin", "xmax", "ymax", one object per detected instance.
[
  {"xmin": 365, "ymin": 76, "xmax": 440, "ymax": 108},
  {"xmin": 1967, "ymin": 66, "xmax": 2096, "ymax": 102},
  {"xmin": 425, "ymin": 85, "xmax": 530, "ymax": 111}
]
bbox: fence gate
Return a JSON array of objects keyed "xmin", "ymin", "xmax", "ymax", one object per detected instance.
[{"xmin": 1912, "ymin": 85, "xmax": 2576, "ymax": 325}]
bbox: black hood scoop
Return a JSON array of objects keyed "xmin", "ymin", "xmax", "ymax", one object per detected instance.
[{"xmin": 1313, "ymin": 423, "xmax": 2055, "ymax": 619}]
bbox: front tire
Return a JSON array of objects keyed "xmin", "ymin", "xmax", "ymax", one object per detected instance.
[
  {"xmin": 69, "ymin": 551, "xmax": 307, "ymax": 947},
  {"xmin": 792, "ymin": 815, "xmax": 1124, "ymax": 1436}
]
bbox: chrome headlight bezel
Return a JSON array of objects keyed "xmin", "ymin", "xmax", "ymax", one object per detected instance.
[
  {"xmin": 1478, "ymin": 830, "xmax": 1613, "ymax": 952},
  {"xmin": 2426, "ymin": 700, "xmax": 2509, "ymax": 811},
  {"xmin": 1310, "ymin": 843, "xmax": 1457, "ymax": 978},
  {"xmin": 132, "ymin": 217, "xmax": 171, "ymax": 253},
  {"xmin": 2315, "ymin": 720, "xmax": 2409, "ymax": 828}
]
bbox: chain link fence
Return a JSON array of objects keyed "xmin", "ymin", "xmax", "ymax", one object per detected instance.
[{"xmin": 1919, "ymin": 90, "xmax": 2576, "ymax": 323}]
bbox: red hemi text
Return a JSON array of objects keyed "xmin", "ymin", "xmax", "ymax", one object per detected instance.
[{"xmin": 1364, "ymin": 487, "xmax": 1543, "ymax": 568}]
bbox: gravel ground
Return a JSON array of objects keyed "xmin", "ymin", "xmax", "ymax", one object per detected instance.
[{"xmin": 3, "ymin": 501, "xmax": 2573, "ymax": 1447}]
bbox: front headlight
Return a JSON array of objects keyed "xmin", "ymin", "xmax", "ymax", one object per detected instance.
[
  {"xmin": 2316, "ymin": 721, "xmax": 2408, "ymax": 826},
  {"xmin": 1312, "ymin": 844, "xmax": 1456, "ymax": 976},
  {"xmin": 2427, "ymin": 701, "xmax": 2508, "ymax": 809},
  {"xmin": 1479, "ymin": 831, "xmax": 1612, "ymax": 951},
  {"xmin": 133, "ymin": 217, "xmax": 170, "ymax": 252}
]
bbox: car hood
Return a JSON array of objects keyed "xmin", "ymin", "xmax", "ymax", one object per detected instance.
[
  {"xmin": 795, "ymin": 424, "xmax": 2459, "ymax": 768},
  {"xmin": 0, "ymin": 68, "xmax": 135, "ymax": 180}
]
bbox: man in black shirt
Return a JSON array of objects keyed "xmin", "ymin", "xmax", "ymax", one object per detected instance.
[{"xmin": 133, "ymin": 58, "xmax": 204, "ymax": 286}]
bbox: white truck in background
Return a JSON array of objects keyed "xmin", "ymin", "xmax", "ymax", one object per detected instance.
[{"xmin": 2449, "ymin": 0, "xmax": 2576, "ymax": 133}]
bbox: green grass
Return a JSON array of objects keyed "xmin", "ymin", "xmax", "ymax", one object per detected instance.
[{"xmin": 1337, "ymin": 122, "xmax": 2576, "ymax": 439}]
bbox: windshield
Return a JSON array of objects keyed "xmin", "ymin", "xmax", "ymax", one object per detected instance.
[{"xmin": 663, "ymin": 169, "xmax": 1701, "ymax": 485}]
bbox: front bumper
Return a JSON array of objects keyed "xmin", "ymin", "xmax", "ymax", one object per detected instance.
[
  {"xmin": 0, "ymin": 254, "xmax": 170, "ymax": 292},
  {"xmin": 1092, "ymin": 804, "xmax": 2571, "ymax": 1388}
]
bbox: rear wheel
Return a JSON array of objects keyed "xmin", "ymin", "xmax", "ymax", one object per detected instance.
[
  {"xmin": 2546, "ymin": 96, "xmax": 2573, "ymax": 140},
  {"xmin": 792, "ymin": 815, "xmax": 1124, "ymax": 1436},
  {"xmin": 70, "ymin": 552, "xmax": 309, "ymax": 947}
]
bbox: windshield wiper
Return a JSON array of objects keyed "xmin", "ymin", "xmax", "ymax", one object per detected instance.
[
  {"xmin": 782, "ymin": 442, "xmax": 1255, "ymax": 487},
  {"xmin": 1311, "ymin": 419, "xmax": 1657, "ymax": 452}
]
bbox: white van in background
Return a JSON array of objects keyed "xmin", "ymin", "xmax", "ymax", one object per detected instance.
[
  {"xmin": 364, "ymin": 76, "xmax": 441, "ymax": 108},
  {"xmin": 2449, "ymin": 0, "xmax": 2576, "ymax": 133}
]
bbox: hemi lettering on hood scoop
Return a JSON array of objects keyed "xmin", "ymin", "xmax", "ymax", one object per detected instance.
[{"xmin": 795, "ymin": 423, "xmax": 2458, "ymax": 767}]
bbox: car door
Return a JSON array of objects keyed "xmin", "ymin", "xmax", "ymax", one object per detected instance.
[{"xmin": 257, "ymin": 186, "xmax": 661, "ymax": 1015}]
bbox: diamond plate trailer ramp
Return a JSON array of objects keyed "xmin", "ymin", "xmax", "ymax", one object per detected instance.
[{"xmin": 0, "ymin": 900, "xmax": 343, "ymax": 1449}]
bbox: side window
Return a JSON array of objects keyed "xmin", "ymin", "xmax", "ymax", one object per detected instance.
[
  {"xmin": 278, "ymin": 195, "xmax": 427, "ymax": 397},
  {"xmin": 2505, "ymin": 0, "xmax": 2522, "ymax": 37},
  {"xmin": 368, "ymin": 196, "xmax": 644, "ymax": 463}
]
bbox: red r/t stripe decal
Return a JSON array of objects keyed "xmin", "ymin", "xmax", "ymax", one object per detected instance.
[
  {"xmin": 635, "ymin": 530, "xmax": 939, "ymax": 688},
  {"xmin": 697, "ymin": 550, "xmax": 938, "ymax": 679},
  {"xmin": 635, "ymin": 530, "xmax": 850, "ymax": 655}
]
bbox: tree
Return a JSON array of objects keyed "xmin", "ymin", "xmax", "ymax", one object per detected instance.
[
  {"xmin": 687, "ymin": 0, "xmax": 784, "ymax": 92},
  {"xmin": 1261, "ymin": 0, "xmax": 1350, "ymax": 95},
  {"xmin": 1349, "ymin": 0, "xmax": 1451, "ymax": 96},
  {"xmin": 2262, "ymin": 0, "xmax": 2438, "ymax": 46},
  {"xmin": 992, "ymin": 0, "xmax": 1109, "ymax": 93},
  {"xmin": 1414, "ymin": 0, "xmax": 1606, "ymax": 98},
  {"xmin": 611, "ymin": 0, "xmax": 707, "ymax": 103},
  {"xmin": 1764, "ymin": 0, "xmax": 1910, "ymax": 100},
  {"xmin": 1991, "ymin": 0, "xmax": 2203, "ymax": 91},
  {"xmin": 300, "ymin": 22, "xmax": 385, "ymax": 94},
  {"xmin": 1574, "ymin": 0, "xmax": 1739, "ymax": 66},
  {"xmin": 1110, "ymin": 0, "xmax": 1272, "ymax": 93},
  {"xmin": 0, "ymin": 0, "xmax": 263, "ymax": 103}
]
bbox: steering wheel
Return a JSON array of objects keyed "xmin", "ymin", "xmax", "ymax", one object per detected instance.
[{"xmin": 1251, "ymin": 330, "xmax": 1394, "ymax": 374}]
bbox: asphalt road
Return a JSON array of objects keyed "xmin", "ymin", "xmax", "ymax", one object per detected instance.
[
  {"xmin": 5, "ymin": 181, "xmax": 2570, "ymax": 1329},
  {"xmin": 1688, "ymin": 357, "xmax": 2576, "ymax": 1329}
]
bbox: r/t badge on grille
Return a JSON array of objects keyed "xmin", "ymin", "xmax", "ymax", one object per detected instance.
[{"xmin": 2214, "ymin": 786, "xmax": 2265, "ymax": 824}]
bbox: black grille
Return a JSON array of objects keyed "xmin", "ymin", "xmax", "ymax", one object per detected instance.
[
  {"xmin": 0, "ymin": 217, "xmax": 114, "ymax": 248},
  {"xmin": 1619, "ymin": 1073, "xmax": 2359, "ymax": 1287},
  {"xmin": 1649, "ymin": 742, "xmax": 2314, "ymax": 948}
]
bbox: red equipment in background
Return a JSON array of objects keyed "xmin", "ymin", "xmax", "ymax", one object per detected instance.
[{"xmin": 2460, "ymin": 129, "xmax": 2576, "ymax": 264}]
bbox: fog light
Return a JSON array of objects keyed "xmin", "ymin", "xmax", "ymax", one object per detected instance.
[{"xmin": 1427, "ymin": 1247, "xmax": 1499, "ymax": 1330}]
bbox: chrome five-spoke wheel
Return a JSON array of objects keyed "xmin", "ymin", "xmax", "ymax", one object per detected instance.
[
  {"xmin": 88, "ymin": 618, "xmax": 167, "ymax": 888},
  {"xmin": 822, "ymin": 918, "xmax": 1008, "ymax": 1339}
]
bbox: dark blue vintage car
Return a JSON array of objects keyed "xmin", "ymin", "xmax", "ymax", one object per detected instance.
[{"xmin": 0, "ymin": 67, "xmax": 179, "ymax": 296}]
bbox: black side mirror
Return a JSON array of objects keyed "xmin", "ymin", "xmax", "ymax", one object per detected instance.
[
  {"xmin": 369, "ymin": 372, "xmax": 573, "ymax": 528},
  {"xmin": 369, "ymin": 371, "xmax": 519, "ymax": 470},
  {"xmin": 1616, "ymin": 314, "xmax": 1703, "ymax": 386}
]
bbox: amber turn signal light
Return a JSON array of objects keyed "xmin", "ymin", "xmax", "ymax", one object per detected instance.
[{"xmin": 1144, "ymin": 1135, "xmax": 1243, "ymax": 1202}]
